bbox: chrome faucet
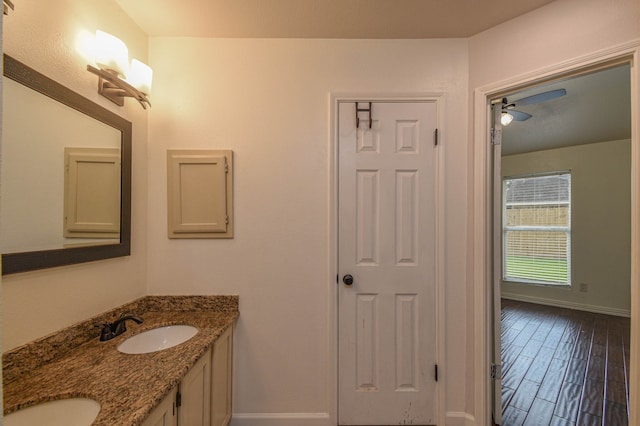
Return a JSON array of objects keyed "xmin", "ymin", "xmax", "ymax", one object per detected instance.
[{"xmin": 99, "ymin": 314, "xmax": 143, "ymax": 341}]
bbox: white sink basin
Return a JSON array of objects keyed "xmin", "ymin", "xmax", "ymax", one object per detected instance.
[
  {"xmin": 118, "ymin": 325, "xmax": 198, "ymax": 354},
  {"xmin": 4, "ymin": 398, "xmax": 100, "ymax": 426}
]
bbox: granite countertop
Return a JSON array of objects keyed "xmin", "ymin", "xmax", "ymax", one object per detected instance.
[{"xmin": 2, "ymin": 296, "xmax": 239, "ymax": 426}]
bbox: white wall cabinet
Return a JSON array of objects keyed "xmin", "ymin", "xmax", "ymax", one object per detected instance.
[
  {"xmin": 167, "ymin": 150, "xmax": 234, "ymax": 239},
  {"xmin": 141, "ymin": 326, "xmax": 233, "ymax": 426},
  {"xmin": 63, "ymin": 147, "xmax": 121, "ymax": 239}
]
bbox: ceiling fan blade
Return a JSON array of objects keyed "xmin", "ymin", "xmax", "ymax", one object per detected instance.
[
  {"xmin": 512, "ymin": 88, "xmax": 567, "ymax": 107},
  {"xmin": 507, "ymin": 110, "xmax": 532, "ymax": 121}
]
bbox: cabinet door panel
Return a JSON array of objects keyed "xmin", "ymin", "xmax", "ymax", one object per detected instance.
[
  {"xmin": 212, "ymin": 326, "xmax": 233, "ymax": 426},
  {"xmin": 179, "ymin": 348, "xmax": 212, "ymax": 426},
  {"xmin": 141, "ymin": 387, "xmax": 177, "ymax": 426}
]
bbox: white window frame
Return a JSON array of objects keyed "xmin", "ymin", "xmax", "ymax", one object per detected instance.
[{"xmin": 502, "ymin": 171, "xmax": 572, "ymax": 286}]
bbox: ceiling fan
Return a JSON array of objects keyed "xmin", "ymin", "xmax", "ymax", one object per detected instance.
[{"xmin": 501, "ymin": 88, "xmax": 567, "ymax": 125}]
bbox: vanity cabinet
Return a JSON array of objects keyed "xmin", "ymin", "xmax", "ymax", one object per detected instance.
[
  {"xmin": 179, "ymin": 347, "xmax": 212, "ymax": 425},
  {"xmin": 141, "ymin": 326, "xmax": 233, "ymax": 426},
  {"xmin": 211, "ymin": 325, "xmax": 233, "ymax": 426},
  {"xmin": 141, "ymin": 387, "xmax": 178, "ymax": 426}
]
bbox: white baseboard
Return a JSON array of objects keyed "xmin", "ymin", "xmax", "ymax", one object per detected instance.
[
  {"xmin": 445, "ymin": 411, "xmax": 476, "ymax": 426},
  {"xmin": 231, "ymin": 412, "xmax": 331, "ymax": 426},
  {"xmin": 501, "ymin": 292, "xmax": 631, "ymax": 317},
  {"xmin": 232, "ymin": 411, "xmax": 475, "ymax": 426}
]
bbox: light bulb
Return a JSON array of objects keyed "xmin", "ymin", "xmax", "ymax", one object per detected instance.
[
  {"xmin": 501, "ymin": 112, "xmax": 514, "ymax": 126},
  {"xmin": 127, "ymin": 59, "xmax": 153, "ymax": 94},
  {"xmin": 94, "ymin": 30, "xmax": 129, "ymax": 77}
]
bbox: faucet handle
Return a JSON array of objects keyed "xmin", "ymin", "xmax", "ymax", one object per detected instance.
[
  {"xmin": 98, "ymin": 315, "xmax": 143, "ymax": 341},
  {"xmin": 99, "ymin": 323, "xmax": 115, "ymax": 341}
]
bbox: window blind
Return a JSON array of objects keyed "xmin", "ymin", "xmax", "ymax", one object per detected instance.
[{"xmin": 503, "ymin": 172, "xmax": 571, "ymax": 285}]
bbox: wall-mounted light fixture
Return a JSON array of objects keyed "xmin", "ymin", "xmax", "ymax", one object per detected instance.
[
  {"xmin": 3, "ymin": 0, "xmax": 14, "ymax": 15},
  {"xmin": 86, "ymin": 30, "xmax": 152, "ymax": 109}
]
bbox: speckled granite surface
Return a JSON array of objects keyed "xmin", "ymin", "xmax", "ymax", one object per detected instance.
[{"xmin": 3, "ymin": 295, "xmax": 238, "ymax": 426}]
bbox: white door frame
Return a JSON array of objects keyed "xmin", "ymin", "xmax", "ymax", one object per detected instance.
[
  {"xmin": 329, "ymin": 93, "xmax": 446, "ymax": 426},
  {"xmin": 473, "ymin": 41, "xmax": 640, "ymax": 426}
]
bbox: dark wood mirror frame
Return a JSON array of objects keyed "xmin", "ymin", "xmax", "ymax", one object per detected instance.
[{"xmin": 1, "ymin": 54, "xmax": 132, "ymax": 275}]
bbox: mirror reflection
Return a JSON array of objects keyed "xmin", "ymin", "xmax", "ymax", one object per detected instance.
[
  {"xmin": 1, "ymin": 54, "xmax": 131, "ymax": 275},
  {"xmin": 1, "ymin": 77, "xmax": 122, "ymax": 253}
]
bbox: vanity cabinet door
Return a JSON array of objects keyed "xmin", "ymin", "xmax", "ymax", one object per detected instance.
[
  {"xmin": 211, "ymin": 325, "xmax": 233, "ymax": 426},
  {"xmin": 141, "ymin": 386, "xmax": 177, "ymax": 426},
  {"xmin": 179, "ymin": 347, "xmax": 212, "ymax": 426}
]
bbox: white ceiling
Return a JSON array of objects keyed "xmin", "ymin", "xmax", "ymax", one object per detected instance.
[
  {"xmin": 501, "ymin": 64, "xmax": 631, "ymax": 156},
  {"xmin": 115, "ymin": 0, "xmax": 555, "ymax": 38},
  {"xmin": 114, "ymin": 0, "xmax": 631, "ymax": 155}
]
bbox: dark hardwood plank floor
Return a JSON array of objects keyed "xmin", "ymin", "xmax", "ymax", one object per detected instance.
[{"xmin": 501, "ymin": 299, "xmax": 630, "ymax": 426}]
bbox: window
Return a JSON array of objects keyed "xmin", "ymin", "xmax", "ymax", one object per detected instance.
[{"xmin": 503, "ymin": 171, "xmax": 571, "ymax": 285}]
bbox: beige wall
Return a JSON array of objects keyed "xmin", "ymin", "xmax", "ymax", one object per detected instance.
[
  {"xmin": 1, "ymin": 0, "xmax": 639, "ymax": 424},
  {"xmin": 146, "ymin": 37, "xmax": 470, "ymax": 423},
  {"xmin": 469, "ymin": 0, "xmax": 640, "ymax": 423},
  {"xmin": 469, "ymin": 0, "xmax": 640, "ymax": 89},
  {"xmin": 501, "ymin": 139, "xmax": 632, "ymax": 315},
  {"xmin": 1, "ymin": 0, "xmax": 148, "ymax": 350}
]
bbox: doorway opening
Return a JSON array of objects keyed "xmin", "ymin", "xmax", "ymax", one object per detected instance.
[
  {"xmin": 496, "ymin": 64, "xmax": 632, "ymax": 425},
  {"xmin": 476, "ymin": 51, "xmax": 638, "ymax": 426}
]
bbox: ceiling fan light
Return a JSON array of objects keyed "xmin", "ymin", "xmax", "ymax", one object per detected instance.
[{"xmin": 501, "ymin": 112, "xmax": 514, "ymax": 126}]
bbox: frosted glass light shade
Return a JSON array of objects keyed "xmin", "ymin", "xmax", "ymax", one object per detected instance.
[
  {"xmin": 94, "ymin": 30, "xmax": 129, "ymax": 77},
  {"xmin": 127, "ymin": 59, "xmax": 153, "ymax": 94},
  {"xmin": 501, "ymin": 112, "xmax": 514, "ymax": 126}
]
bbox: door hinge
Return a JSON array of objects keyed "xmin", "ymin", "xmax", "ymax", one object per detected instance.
[
  {"xmin": 491, "ymin": 363, "xmax": 502, "ymax": 380},
  {"xmin": 434, "ymin": 128, "xmax": 439, "ymax": 146},
  {"xmin": 176, "ymin": 390, "xmax": 182, "ymax": 408},
  {"xmin": 490, "ymin": 127, "xmax": 502, "ymax": 146},
  {"xmin": 435, "ymin": 364, "xmax": 439, "ymax": 382}
]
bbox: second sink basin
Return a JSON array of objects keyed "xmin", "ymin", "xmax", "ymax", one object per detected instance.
[
  {"xmin": 118, "ymin": 325, "xmax": 198, "ymax": 354},
  {"xmin": 4, "ymin": 398, "xmax": 100, "ymax": 426}
]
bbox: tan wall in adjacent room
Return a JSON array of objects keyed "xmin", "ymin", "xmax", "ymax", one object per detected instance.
[{"xmin": 501, "ymin": 139, "xmax": 631, "ymax": 315}]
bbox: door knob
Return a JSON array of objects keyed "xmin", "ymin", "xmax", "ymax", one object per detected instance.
[{"xmin": 342, "ymin": 274, "xmax": 354, "ymax": 286}]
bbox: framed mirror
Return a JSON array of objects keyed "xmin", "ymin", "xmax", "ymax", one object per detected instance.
[{"xmin": 1, "ymin": 54, "xmax": 131, "ymax": 275}]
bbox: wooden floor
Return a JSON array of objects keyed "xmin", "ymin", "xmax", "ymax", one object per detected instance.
[{"xmin": 500, "ymin": 299, "xmax": 630, "ymax": 426}]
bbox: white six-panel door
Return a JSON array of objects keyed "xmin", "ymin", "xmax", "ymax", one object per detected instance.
[{"xmin": 338, "ymin": 101, "xmax": 438, "ymax": 425}]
